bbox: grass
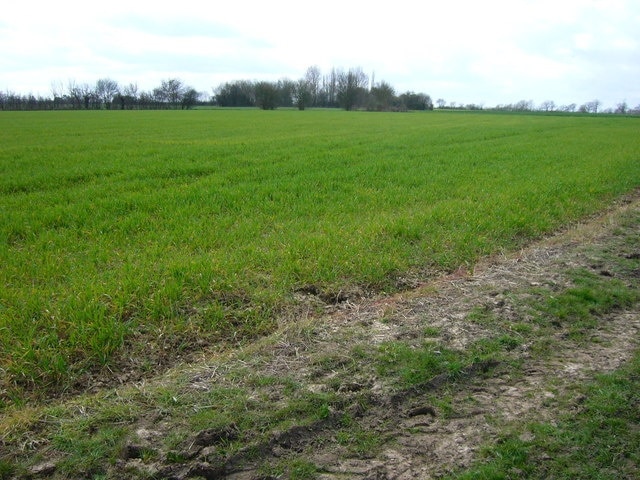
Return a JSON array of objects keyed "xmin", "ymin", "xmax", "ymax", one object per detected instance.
[
  {"xmin": 0, "ymin": 367, "xmax": 340, "ymax": 479},
  {"xmin": 536, "ymin": 269, "xmax": 639, "ymax": 337},
  {"xmin": 1, "ymin": 181, "xmax": 639, "ymax": 478},
  {"xmin": 1, "ymin": 109, "xmax": 640, "ymax": 402},
  {"xmin": 450, "ymin": 349, "xmax": 640, "ymax": 480}
]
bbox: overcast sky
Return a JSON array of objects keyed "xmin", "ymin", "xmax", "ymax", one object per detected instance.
[{"xmin": 2, "ymin": 0, "xmax": 639, "ymax": 109}]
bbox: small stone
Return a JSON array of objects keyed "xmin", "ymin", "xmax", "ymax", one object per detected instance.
[{"xmin": 29, "ymin": 461, "xmax": 57, "ymax": 476}]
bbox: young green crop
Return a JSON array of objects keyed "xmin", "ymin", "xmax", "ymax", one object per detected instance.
[{"xmin": 1, "ymin": 109, "xmax": 639, "ymax": 402}]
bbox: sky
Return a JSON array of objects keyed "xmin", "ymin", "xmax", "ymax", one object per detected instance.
[{"xmin": 1, "ymin": 0, "xmax": 639, "ymax": 109}]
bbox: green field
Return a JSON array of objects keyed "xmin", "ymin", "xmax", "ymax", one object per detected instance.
[{"xmin": 1, "ymin": 109, "xmax": 639, "ymax": 404}]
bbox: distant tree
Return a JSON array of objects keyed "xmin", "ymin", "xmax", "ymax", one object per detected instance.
[
  {"xmin": 181, "ymin": 88, "xmax": 200, "ymax": 109},
  {"xmin": 336, "ymin": 67, "xmax": 369, "ymax": 110},
  {"xmin": 138, "ymin": 91, "xmax": 156, "ymax": 109},
  {"xmin": 67, "ymin": 80, "xmax": 84, "ymax": 109},
  {"xmin": 436, "ymin": 98, "xmax": 446, "ymax": 109},
  {"xmin": 305, "ymin": 65, "xmax": 321, "ymax": 106},
  {"xmin": 319, "ymin": 68, "xmax": 339, "ymax": 107},
  {"xmin": 369, "ymin": 81, "xmax": 396, "ymax": 111},
  {"xmin": 77, "ymin": 83, "xmax": 97, "ymax": 109},
  {"xmin": 277, "ymin": 78, "xmax": 295, "ymax": 107},
  {"xmin": 152, "ymin": 86, "xmax": 167, "ymax": 106},
  {"xmin": 254, "ymin": 81, "xmax": 279, "ymax": 110},
  {"xmin": 156, "ymin": 78, "xmax": 186, "ymax": 108},
  {"xmin": 118, "ymin": 83, "xmax": 139, "ymax": 109},
  {"xmin": 583, "ymin": 99, "xmax": 601, "ymax": 113},
  {"xmin": 50, "ymin": 80, "xmax": 64, "ymax": 99},
  {"xmin": 513, "ymin": 100, "xmax": 534, "ymax": 111},
  {"xmin": 294, "ymin": 79, "xmax": 313, "ymax": 110},
  {"xmin": 559, "ymin": 103, "xmax": 576, "ymax": 112},
  {"xmin": 50, "ymin": 81, "xmax": 65, "ymax": 108},
  {"xmin": 399, "ymin": 91, "xmax": 433, "ymax": 110},
  {"xmin": 214, "ymin": 80, "xmax": 255, "ymax": 107},
  {"xmin": 124, "ymin": 82, "xmax": 138, "ymax": 99},
  {"xmin": 592, "ymin": 99, "xmax": 601, "ymax": 113},
  {"xmin": 539, "ymin": 100, "xmax": 556, "ymax": 112},
  {"xmin": 95, "ymin": 78, "xmax": 119, "ymax": 109},
  {"xmin": 615, "ymin": 101, "xmax": 628, "ymax": 114}
]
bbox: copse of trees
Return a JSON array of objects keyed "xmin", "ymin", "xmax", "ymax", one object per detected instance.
[{"xmin": 211, "ymin": 66, "xmax": 434, "ymax": 112}]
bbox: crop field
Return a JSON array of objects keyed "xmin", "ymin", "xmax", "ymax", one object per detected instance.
[{"xmin": 1, "ymin": 109, "xmax": 639, "ymax": 405}]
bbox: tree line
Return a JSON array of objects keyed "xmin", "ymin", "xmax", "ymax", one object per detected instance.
[
  {"xmin": 0, "ymin": 66, "xmax": 433, "ymax": 112},
  {"xmin": 0, "ymin": 78, "xmax": 201, "ymax": 111},
  {"xmin": 435, "ymin": 98, "xmax": 638, "ymax": 114},
  {"xmin": 1, "ymin": 65, "xmax": 637, "ymax": 114}
]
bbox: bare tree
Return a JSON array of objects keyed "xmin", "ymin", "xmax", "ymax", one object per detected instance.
[
  {"xmin": 181, "ymin": 88, "xmax": 200, "ymax": 109},
  {"xmin": 369, "ymin": 80, "xmax": 396, "ymax": 111},
  {"xmin": 513, "ymin": 100, "xmax": 534, "ymax": 111},
  {"xmin": 116, "ymin": 83, "xmax": 139, "ymax": 109},
  {"xmin": 123, "ymin": 83, "xmax": 138, "ymax": 99},
  {"xmin": 67, "ymin": 80, "xmax": 83, "ymax": 109},
  {"xmin": 294, "ymin": 79, "xmax": 312, "ymax": 110},
  {"xmin": 615, "ymin": 101, "xmax": 628, "ymax": 114},
  {"xmin": 583, "ymin": 99, "xmax": 601, "ymax": 113},
  {"xmin": 50, "ymin": 80, "xmax": 65, "ymax": 109},
  {"xmin": 277, "ymin": 78, "xmax": 296, "ymax": 107},
  {"xmin": 50, "ymin": 81, "xmax": 64, "ymax": 100},
  {"xmin": 539, "ymin": 100, "xmax": 556, "ymax": 112},
  {"xmin": 95, "ymin": 78, "xmax": 120, "ymax": 109},
  {"xmin": 592, "ymin": 99, "xmax": 601, "ymax": 113},
  {"xmin": 214, "ymin": 80, "xmax": 255, "ymax": 107},
  {"xmin": 336, "ymin": 67, "xmax": 369, "ymax": 111},
  {"xmin": 559, "ymin": 103, "xmax": 576, "ymax": 112},
  {"xmin": 254, "ymin": 81, "xmax": 279, "ymax": 110},
  {"xmin": 305, "ymin": 65, "xmax": 321, "ymax": 106},
  {"xmin": 157, "ymin": 78, "xmax": 186, "ymax": 108},
  {"xmin": 320, "ymin": 68, "xmax": 339, "ymax": 107},
  {"xmin": 399, "ymin": 92, "xmax": 433, "ymax": 110}
]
